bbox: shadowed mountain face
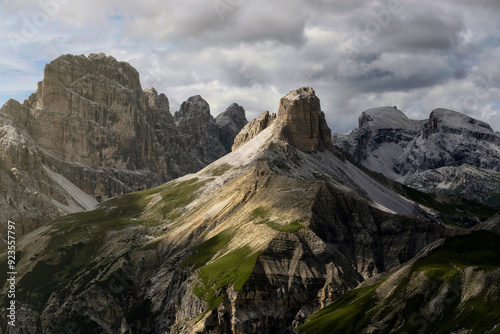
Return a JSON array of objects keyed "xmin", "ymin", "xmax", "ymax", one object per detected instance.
[
  {"xmin": 216, "ymin": 103, "xmax": 248, "ymax": 152},
  {"xmin": 333, "ymin": 106, "xmax": 500, "ymax": 207},
  {"xmin": 1, "ymin": 87, "xmax": 496, "ymax": 334},
  {"xmin": 298, "ymin": 224, "xmax": 500, "ymax": 334},
  {"xmin": 0, "ymin": 53, "xmax": 247, "ymax": 237}
]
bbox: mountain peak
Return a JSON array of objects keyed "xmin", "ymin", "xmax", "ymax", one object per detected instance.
[
  {"xmin": 428, "ymin": 108, "xmax": 494, "ymax": 134},
  {"xmin": 0, "ymin": 53, "xmax": 248, "ymax": 237},
  {"xmin": 44, "ymin": 53, "xmax": 142, "ymax": 95},
  {"xmin": 174, "ymin": 95, "xmax": 211, "ymax": 121},
  {"xmin": 216, "ymin": 103, "xmax": 248, "ymax": 152},
  {"xmin": 358, "ymin": 106, "xmax": 418, "ymax": 131},
  {"xmin": 276, "ymin": 87, "xmax": 333, "ymax": 152},
  {"xmin": 232, "ymin": 87, "xmax": 333, "ymax": 152},
  {"xmin": 215, "ymin": 103, "xmax": 247, "ymax": 130},
  {"xmin": 232, "ymin": 110, "xmax": 276, "ymax": 151}
]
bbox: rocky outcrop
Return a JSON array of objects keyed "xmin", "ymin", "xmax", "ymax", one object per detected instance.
[
  {"xmin": 233, "ymin": 88, "xmax": 333, "ymax": 153},
  {"xmin": 339, "ymin": 106, "xmax": 500, "ymax": 207},
  {"xmin": 348, "ymin": 106, "xmax": 424, "ymax": 179},
  {"xmin": 0, "ymin": 53, "xmax": 246, "ymax": 236},
  {"xmin": 216, "ymin": 103, "xmax": 248, "ymax": 152},
  {"xmin": 232, "ymin": 110, "xmax": 276, "ymax": 150},
  {"xmin": 298, "ymin": 229, "xmax": 500, "ymax": 333},
  {"xmin": 276, "ymin": 87, "xmax": 333, "ymax": 153},
  {"xmin": 168, "ymin": 95, "xmax": 228, "ymax": 175},
  {"xmin": 404, "ymin": 164, "xmax": 500, "ymax": 208},
  {"xmin": 396, "ymin": 108, "xmax": 500, "ymax": 175},
  {"xmin": 26, "ymin": 53, "xmax": 168, "ymax": 172}
]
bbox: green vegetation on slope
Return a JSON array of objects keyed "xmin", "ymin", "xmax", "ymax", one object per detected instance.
[
  {"xmin": 251, "ymin": 207, "xmax": 304, "ymax": 233},
  {"xmin": 209, "ymin": 163, "xmax": 232, "ymax": 177},
  {"xmin": 414, "ymin": 231, "xmax": 500, "ymax": 273},
  {"xmin": 297, "ymin": 283, "xmax": 382, "ymax": 334},
  {"xmin": 42, "ymin": 183, "xmax": 167, "ymax": 256},
  {"xmin": 12, "ymin": 177, "xmax": 212, "ymax": 311},
  {"xmin": 401, "ymin": 185, "xmax": 497, "ymax": 222},
  {"xmin": 258, "ymin": 220, "xmax": 304, "ymax": 233},
  {"xmin": 182, "ymin": 231, "xmax": 233, "ymax": 269},
  {"xmin": 152, "ymin": 178, "xmax": 213, "ymax": 220},
  {"xmin": 17, "ymin": 244, "xmax": 88, "ymax": 311},
  {"xmin": 193, "ymin": 246, "xmax": 261, "ymax": 312},
  {"xmin": 251, "ymin": 207, "xmax": 268, "ymax": 220},
  {"xmin": 299, "ymin": 231, "xmax": 500, "ymax": 334}
]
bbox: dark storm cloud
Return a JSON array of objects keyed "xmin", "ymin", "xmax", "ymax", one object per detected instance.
[
  {"xmin": 123, "ymin": 1, "xmax": 309, "ymax": 48},
  {"xmin": 375, "ymin": 11, "xmax": 466, "ymax": 52},
  {"xmin": 332, "ymin": 6, "xmax": 475, "ymax": 93},
  {"xmin": 336, "ymin": 50, "xmax": 477, "ymax": 93},
  {"xmin": 1, "ymin": 0, "xmax": 499, "ymax": 133},
  {"xmin": 338, "ymin": 65, "xmax": 449, "ymax": 93},
  {"xmin": 308, "ymin": 0, "xmax": 367, "ymax": 13}
]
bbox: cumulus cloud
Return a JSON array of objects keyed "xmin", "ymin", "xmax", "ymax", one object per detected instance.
[{"xmin": 0, "ymin": 0, "xmax": 498, "ymax": 134}]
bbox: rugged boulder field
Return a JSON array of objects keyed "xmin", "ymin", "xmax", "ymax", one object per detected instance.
[{"xmin": 1, "ymin": 86, "xmax": 498, "ymax": 333}]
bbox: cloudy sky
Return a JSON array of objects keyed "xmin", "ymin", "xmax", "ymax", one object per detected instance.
[{"xmin": 1, "ymin": 0, "xmax": 499, "ymax": 133}]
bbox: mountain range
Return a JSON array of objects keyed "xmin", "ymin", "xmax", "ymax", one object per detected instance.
[
  {"xmin": 333, "ymin": 106, "xmax": 500, "ymax": 208},
  {"xmin": 0, "ymin": 54, "xmax": 499, "ymax": 333},
  {"xmin": 0, "ymin": 53, "xmax": 247, "ymax": 237}
]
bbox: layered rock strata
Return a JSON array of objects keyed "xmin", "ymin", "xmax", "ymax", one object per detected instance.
[
  {"xmin": 334, "ymin": 106, "xmax": 500, "ymax": 207},
  {"xmin": 276, "ymin": 87, "xmax": 333, "ymax": 152},
  {"xmin": 0, "ymin": 53, "xmax": 247, "ymax": 236}
]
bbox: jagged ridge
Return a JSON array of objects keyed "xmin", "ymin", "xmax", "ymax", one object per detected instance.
[{"xmin": 0, "ymin": 53, "xmax": 247, "ymax": 237}]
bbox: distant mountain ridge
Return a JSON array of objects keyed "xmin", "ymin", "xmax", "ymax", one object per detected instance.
[
  {"xmin": 333, "ymin": 106, "xmax": 500, "ymax": 207},
  {"xmin": 0, "ymin": 53, "xmax": 247, "ymax": 236}
]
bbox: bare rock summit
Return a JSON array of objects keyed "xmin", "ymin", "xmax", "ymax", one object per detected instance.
[
  {"xmin": 232, "ymin": 87, "xmax": 333, "ymax": 152},
  {"xmin": 216, "ymin": 103, "xmax": 248, "ymax": 152},
  {"xmin": 336, "ymin": 105, "xmax": 500, "ymax": 207},
  {"xmin": 232, "ymin": 110, "xmax": 276, "ymax": 150},
  {"xmin": 276, "ymin": 87, "xmax": 333, "ymax": 152},
  {"xmin": 0, "ymin": 53, "xmax": 247, "ymax": 236}
]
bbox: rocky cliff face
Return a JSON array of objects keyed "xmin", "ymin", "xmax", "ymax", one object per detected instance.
[
  {"xmin": 233, "ymin": 87, "xmax": 333, "ymax": 153},
  {"xmin": 404, "ymin": 164, "xmax": 500, "ymax": 208},
  {"xmin": 396, "ymin": 108, "xmax": 500, "ymax": 174},
  {"xmin": 299, "ymin": 227, "xmax": 500, "ymax": 334},
  {"xmin": 232, "ymin": 110, "xmax": 276, "ymax": 150},
  {"xmin": 337, "ymin": 106, "xmax": 500, "ymax": 207},
  {"xmin": 0, "ymin": 53, "xmax": 247, "ymax": 237},
  {"xmin": 3, "ymin": 88, "xmax": 494, "ymax": 334},
  {"xmin": 216, "ymin": 103, "xmax": 248, "ymax": 152},
  {"xmin": 343, "ymin": 106, "xmax": 424, "ymax": 180},
  {"xmin": 276, "ymin": 87, "xmax": 333, "ymax": 152},
  {"xmin": 169, "ymin": 95, "xmax": 229, "ymax": 176}
]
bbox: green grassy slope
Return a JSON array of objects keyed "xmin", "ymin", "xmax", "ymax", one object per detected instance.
[{"xmin": 298, "ymin": 231, "xmax": 500, "ymax": 334}]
